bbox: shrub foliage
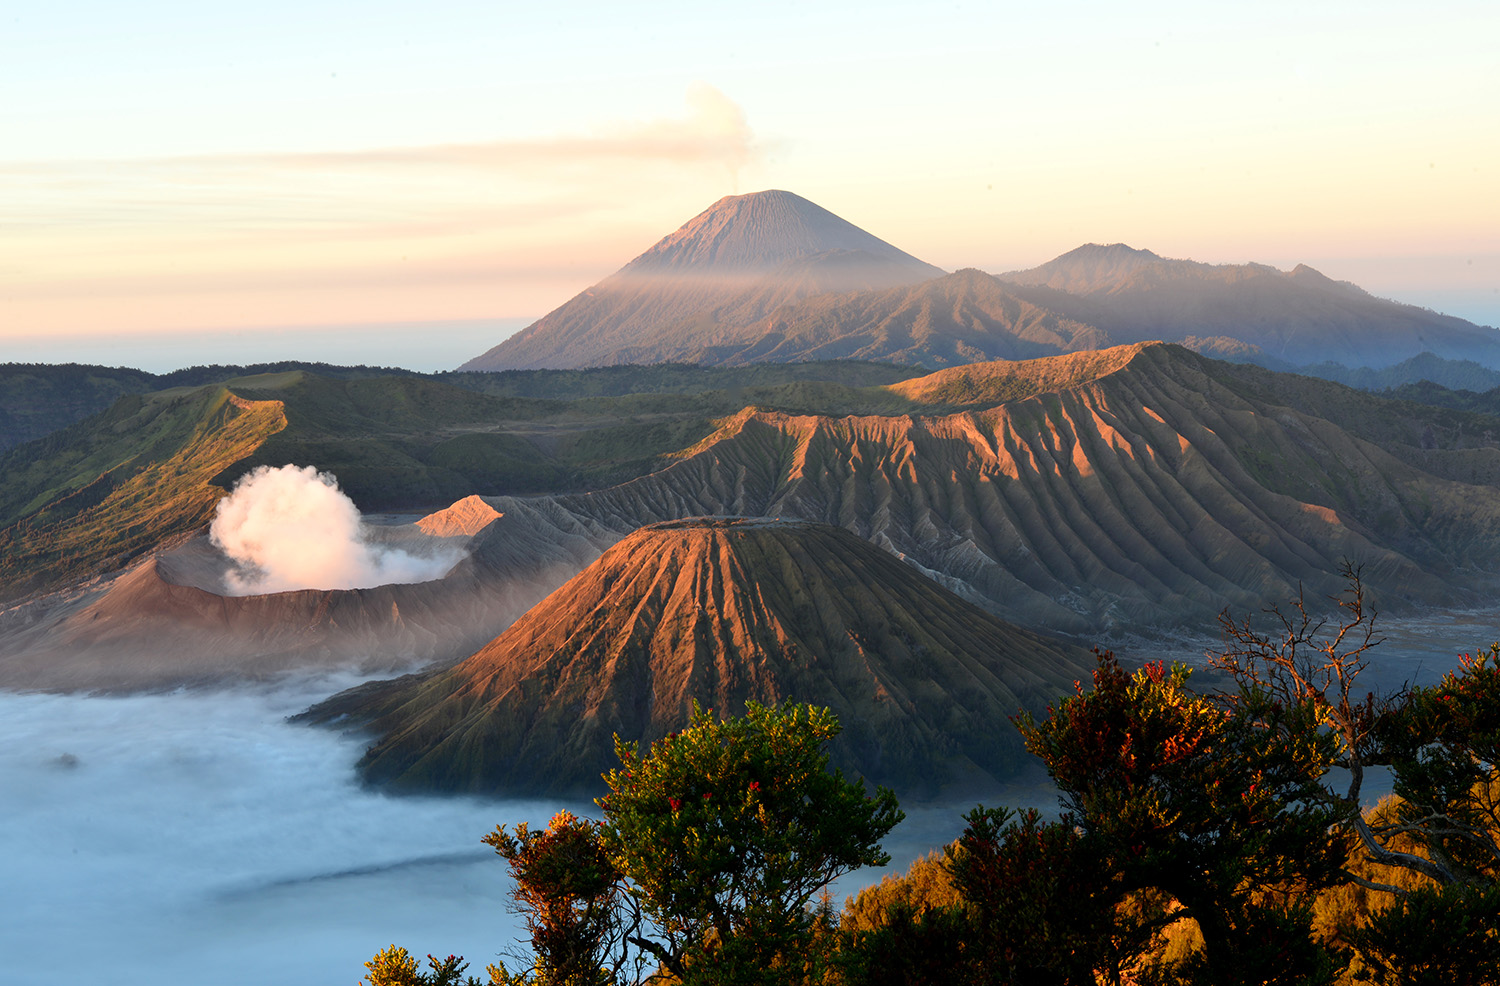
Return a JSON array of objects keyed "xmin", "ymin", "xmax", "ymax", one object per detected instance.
[{"xmin": 364, "ymin": 571, "xmax": 1500, "ymax": 985}]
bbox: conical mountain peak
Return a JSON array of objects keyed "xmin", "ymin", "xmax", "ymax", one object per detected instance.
[
  {"xmin": 459, "ymin": 191, "xmax": 944, "ymax": 370},
  {"xmin": 621, "ymin": 189, "xmax": 941, "ymax": 276},
  {"xmin": 1001, "ymin": 242, "xmax": 1167, "ymax": 293},
  {"xmin": 306, "ymin": 517, "xmax": 1091, "ymax": 796}
]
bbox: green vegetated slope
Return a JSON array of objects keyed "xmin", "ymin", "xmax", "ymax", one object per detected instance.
[
  {"xmin": 1295, "ymin": 352, "xmax": 1500, "ymax": 394},
  {"xmin": 0, "ymin": 361, "xmax": 941, "ymax": 603},
  {"xmin": 472, "ymin": 343, "xmax": 1500, "ymax": 633},
  {"xmin": 0, "ymin": 364, "xmax": 159, "ymax": 452},
  {"xmin": 0, "ymin": 387, "xmax": 288, "ymax": 601},
  {"xmin": 1383, "ymin": 378, "xmax": 1500, "ymax": 420},
  {"xmin": 437, "ymin": 359, "xmax": 922, "ymax": 399},
  {"xmin": 305, "ymin": 518, "xmax": 1093, "ymax": 797},
  {"xmin": 0, "ymin": 361, "xmax": 424, "ymax": 453},
  {"xmin": 225, "ymin": 368, "xmax": 937, "ymax": 510},
  {"xmin": 220, "ymin": 372, "xmax": 574, "ymax": 508}
]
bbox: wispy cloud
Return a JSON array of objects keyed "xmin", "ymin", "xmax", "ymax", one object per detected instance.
[
  {"xmin": 262, "ymin": 83, "xmax": 761, "ymax": 183},
  {"xmin": 0, "ymin": 83, "xmax": 763, "ymax": 188},
  {"xmin": 0, "ymin": 84, "xmax": 771, "ymax": 335}
]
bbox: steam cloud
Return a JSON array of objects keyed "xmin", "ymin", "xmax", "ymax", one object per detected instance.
[{"xmin": 210, "ymin": 465, "xmax": 462, "ymax": 595}]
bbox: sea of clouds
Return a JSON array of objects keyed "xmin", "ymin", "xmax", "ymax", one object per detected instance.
[
  {"xmin": 0, "ymin": 674, "xmax": 561, "ymax": 986},
  {"xmin": 0, "ymin": 674, "xmax": 990, "ymax": 986},
  {"xmin": 210, "ymin": 465, "xmax": 463, "ymax": 594}
]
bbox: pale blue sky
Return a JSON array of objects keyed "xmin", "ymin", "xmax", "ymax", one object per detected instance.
[{"xmin": 3, "ymin": 0, "xmax": 1497, "ymax": 368}]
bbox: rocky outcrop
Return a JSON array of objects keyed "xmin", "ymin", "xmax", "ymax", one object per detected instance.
[{"xmin": 414, "ymin": 495, "xmax": 502, "ymax": 538}]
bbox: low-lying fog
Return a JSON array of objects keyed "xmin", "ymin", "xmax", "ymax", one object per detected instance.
[
  {"xmin": 3, "ymin": 610, "xmax": 1494, "ymax": 985},
  {"xmin": 0, "ymin": 672, "xmax": 992, "ymax": 986},
  {"xmin": 1, "ymin": 673, "xmax": 558, "ymax": 986}
]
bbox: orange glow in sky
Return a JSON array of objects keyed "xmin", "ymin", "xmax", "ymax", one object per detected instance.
[{"xmin": 3, "ymin": 1, "xmax": 1497, "ymax": 368}]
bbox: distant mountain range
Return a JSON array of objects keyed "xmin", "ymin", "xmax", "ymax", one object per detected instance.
[
  {"xmin": 458, "ymin": 190, "xmax": 1500, "ymax": 372},
  {"xmin": 995, "ymin": 243, "xmax": 1500, "ymax": 368}
]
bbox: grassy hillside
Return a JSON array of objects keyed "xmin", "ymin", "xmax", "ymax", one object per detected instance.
[
  {"xmin": 0, "ymin": 361, "xmax": 420, "ymax": 453},
  {"xmin": 0, "ymin": 359, "xmax": 923, "ymax": 454},
  {"xmin": 0, "ymin": 364, "xmax": 159, "ymax": 452},
  {"xmin": 0, "ymin": 387, "xmax": 287, "ymax": 601},
  {"xmin": 224, "ymin": 372, "xmax": 933, "ymax": 510},
  {"xmin": 437, "ymin": 359, "xmax": 921, "ymax": 398},
  {"xmin": 0, "ymin": 363, "xmax": 940, "ymax": 601}
]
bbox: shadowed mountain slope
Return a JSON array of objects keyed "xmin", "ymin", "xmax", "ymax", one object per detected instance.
[
  {"xmin": 997, "ymin": 244, "xmax": 1500, "ymax": 369},
  {"xmin": 459, "ymin": 190, "xmax": 946, "ymax": 370},
  {"xmin": 306, "ymin": 518, "xmax": 1093, "ymax": 797},
  {"xmin": 620, "ymin": 268, "xmax": 1114, "ymax": 368},
  {"xmin": 0, "ymin": 386, "xmax": 289, "ymax": 602},
  {"xmin": 464, "ymin": 344, "xmax": 1500, "ymax": 634}
]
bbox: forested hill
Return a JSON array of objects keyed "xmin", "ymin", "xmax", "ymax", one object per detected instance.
[
  {"xmin": 0, "ymin": 360, "xmax": 921, "ymax": 454},
  {"xmin": 0, "ymin": 361, "xmax": 419, "ymax": 452}
]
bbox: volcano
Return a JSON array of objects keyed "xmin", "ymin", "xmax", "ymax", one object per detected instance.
[
  {"xmin": 459, "ymin": 190, "xmax": 945, "ymax": 370},
  {"xmin": 997, "ymin": 243, "xmax": 1500, "ymax": 368},
  {"xmin": 305, "ymin": 518, "xmax": 1092, "ymax": 797}
]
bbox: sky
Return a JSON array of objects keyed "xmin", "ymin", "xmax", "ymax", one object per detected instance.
[{"xmin": 3, "ymin": 0, "xmax": 1497, "ymax": 371}]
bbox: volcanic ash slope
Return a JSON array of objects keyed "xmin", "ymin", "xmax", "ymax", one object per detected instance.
[
  {"xmin": 468, "ymin": 343, "xmax": 1500, "ymax": 633},
  {"xmin": 305, "ymin": 518, "xmax": 1093, "ymax": 798}
]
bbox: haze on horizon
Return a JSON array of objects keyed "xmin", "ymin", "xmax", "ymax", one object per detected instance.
[{"xmin": 3, "ymin": 0, "xmax": 1497, "ymax": 366}]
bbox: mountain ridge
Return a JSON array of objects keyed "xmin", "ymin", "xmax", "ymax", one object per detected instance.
[
  {"xmin": 996, "ymin": 245, "xmax": 1500, "ymax": 367},
  {"xmin": 626, "ymin": 267, "xmax": 1116, "ymax": 368},
  {"xmin": 459, "ymin": 191, "xmax": 1500, "ymax": 371},
  {"xmin": 9, "ymin": 345, "xmax": 1500, "ymax": 692},
  {"xmin": 459, "ymin": 343, "xmax": 1500, "ymax": 633}
]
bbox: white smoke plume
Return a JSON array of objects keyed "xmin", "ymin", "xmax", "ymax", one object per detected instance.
[{"xmin": 210, "ymin": 464, "xmax": 462, "ymax": 595}]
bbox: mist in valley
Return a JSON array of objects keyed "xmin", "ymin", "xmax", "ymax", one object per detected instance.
[
  {"xmin": 0, "ymin": 674, "xmax": 554, "ymax": 986},
  {"xmin": 0, "ymin": 671, "xmax": 1010, "ymax": 986},
  {"xmin": 4, "ymin": 603, "xmax": 1490, "ymax": 985}
]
